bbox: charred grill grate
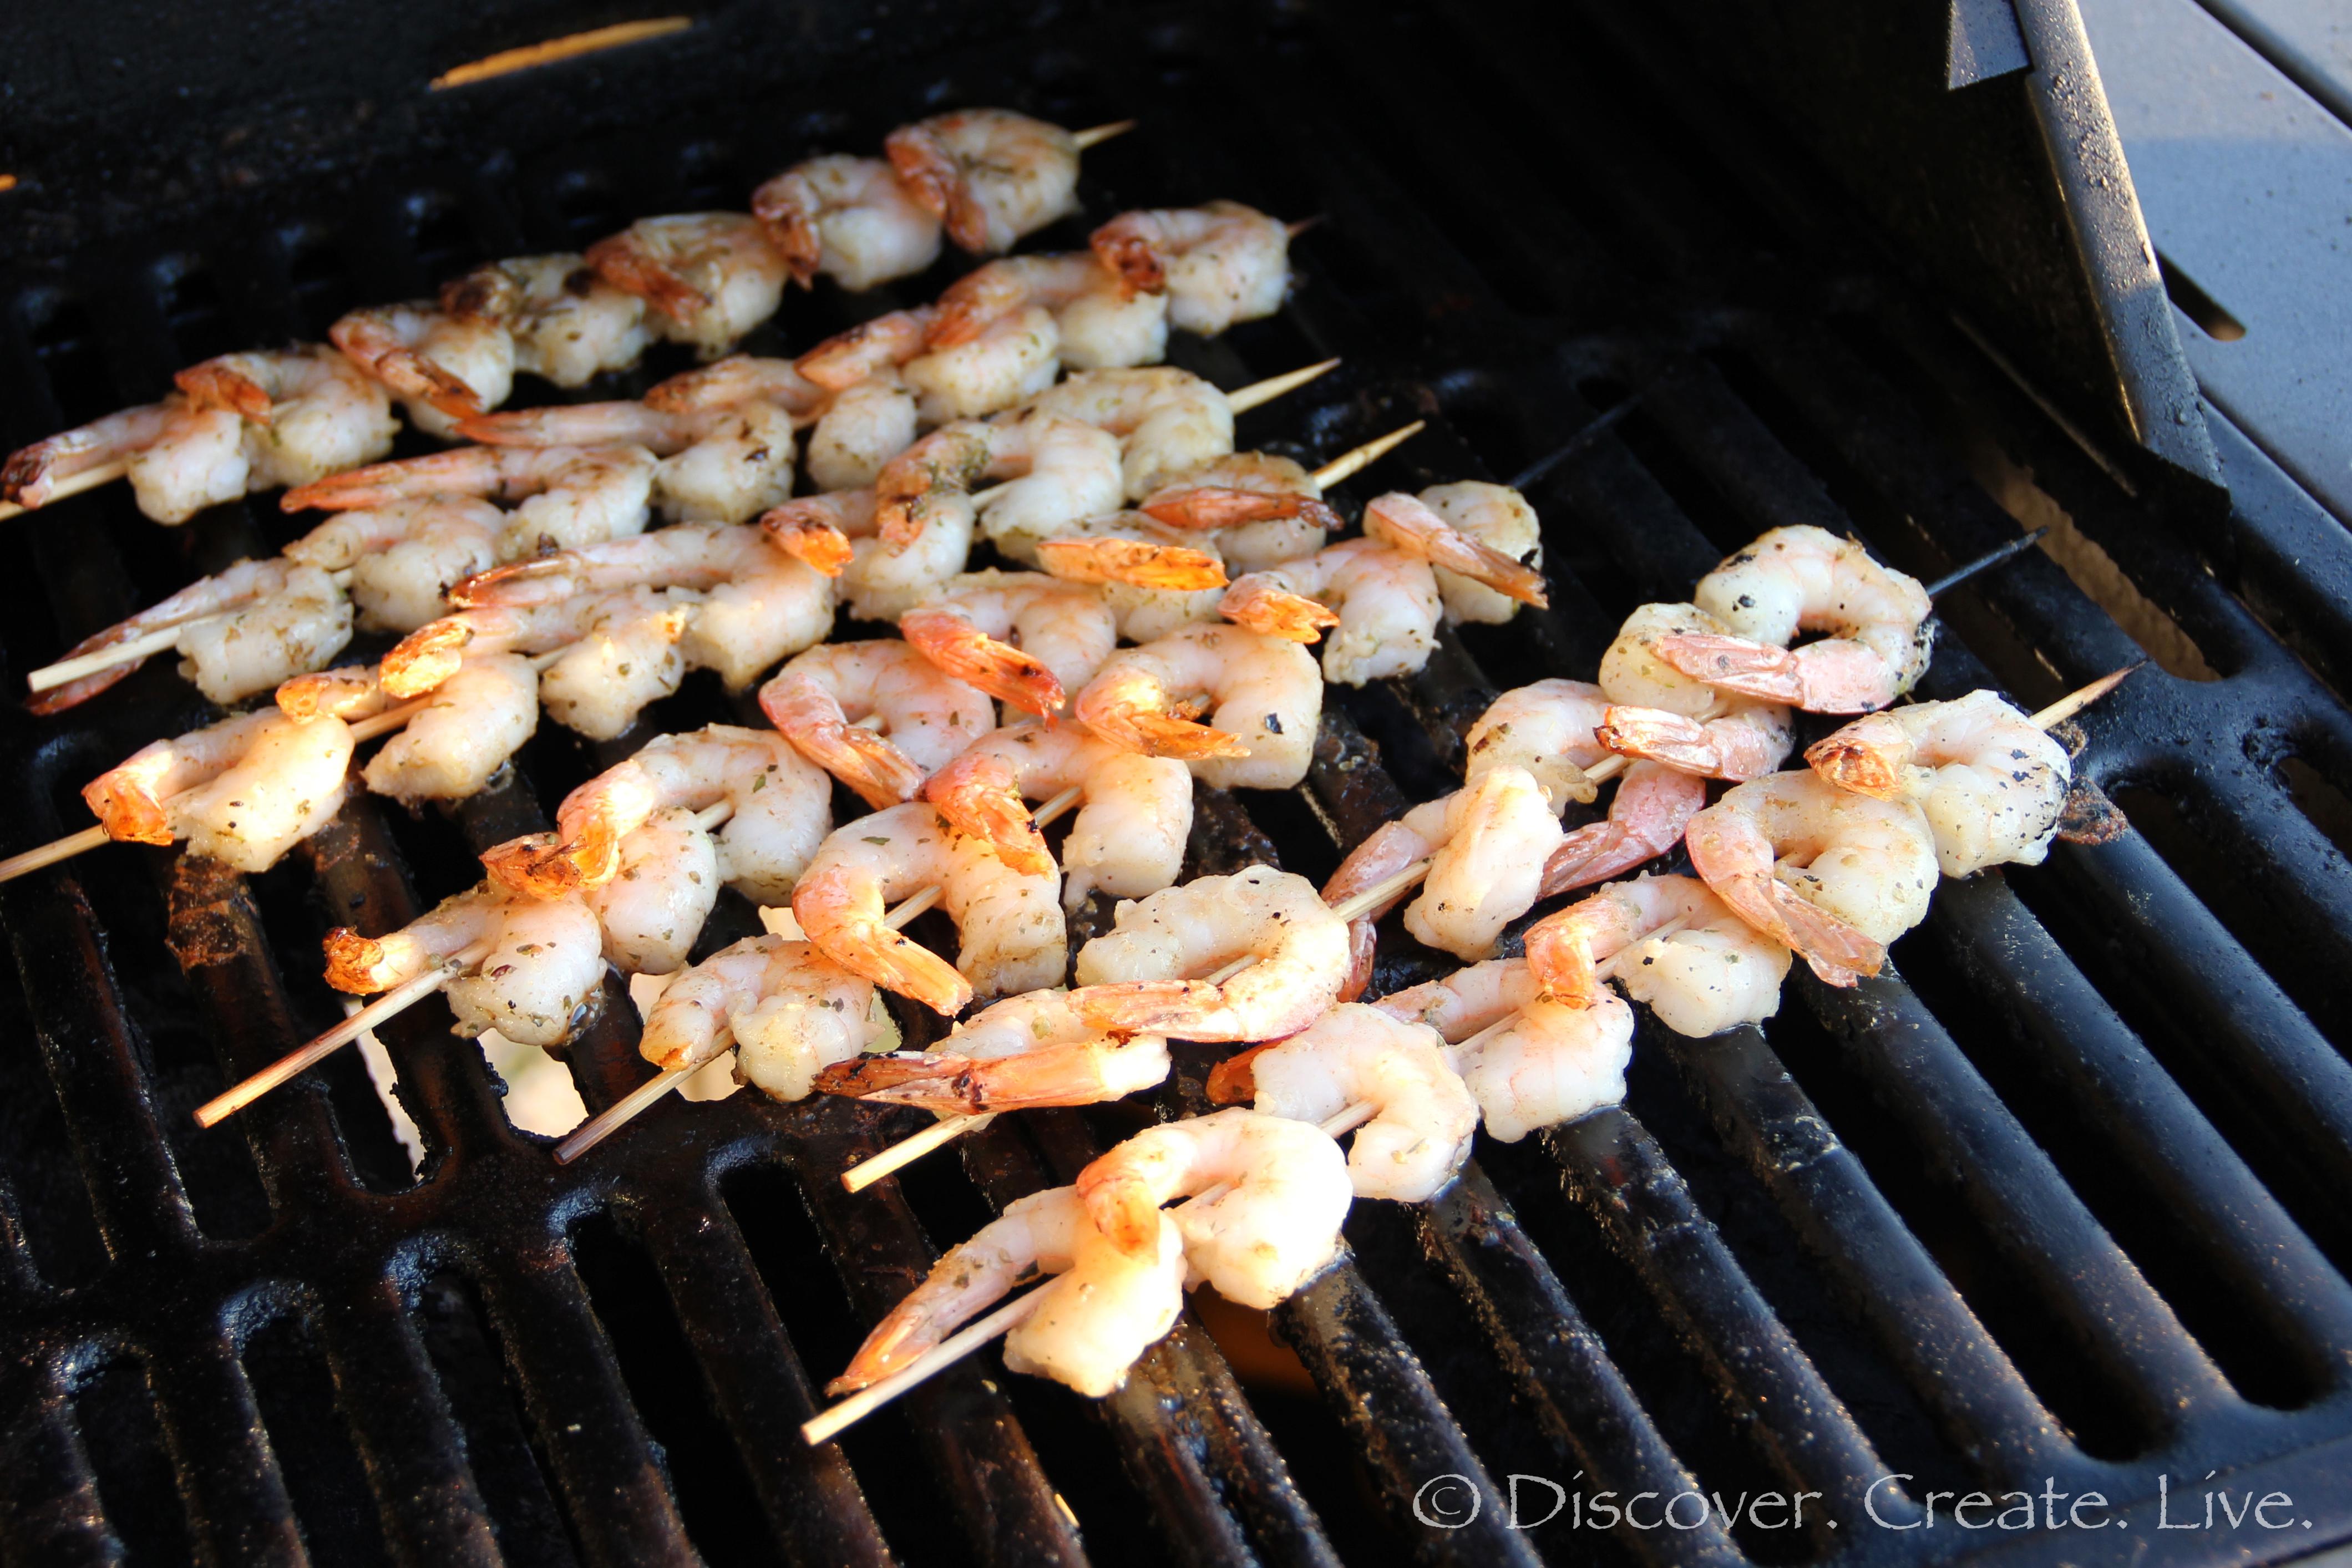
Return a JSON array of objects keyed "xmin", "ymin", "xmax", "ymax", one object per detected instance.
[{"xmin": 4, "ymin": 2, "xmax": 2352, "ymax": 1563}]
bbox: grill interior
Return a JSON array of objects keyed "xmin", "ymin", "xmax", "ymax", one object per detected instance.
[{"xmin": 6, "ymin": 2, "xmax": 2352, "ymax": 1562}]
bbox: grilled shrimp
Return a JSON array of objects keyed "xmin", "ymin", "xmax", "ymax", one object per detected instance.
[
  {"xmin": 1140, "ymin": 452, "xmax": 1336, "ymax": 573},
  {"xmin": 441, "ymin": 252, "xmax": 651, "ymax": 387},
  {"xmin": 385, "ymin": 585, "xmax": 693, "ymax": 738},
  {"xmin": 922, "ymin": 720, "xmax": 1191, "ymax": 906},
  {"xmin": 1416, "ymin": 482, "xmax": 1543, "ymax": 625},
  {"xmin": 29, "ymin": 558, "xmax": 353, "ymax": 715},
  {"xmin": 1035, "ymin": 513, "xmax": 1228, "ymax": 643},
  {"xmin": 1371, "ymin": 958, "xmax": 1634, "ymax": 1142},
  {"xmin": 1804, "ymin": 689, "xmax": 2070, "ymax": 876},
  {"xmin": 1661, "ymin": 526, "xmax": 1934, "ymax": 712},
  {"xmin": 809, "ymin": 373, "xmax": 922, "ymax": 492},
  {"xmin": 462, "ymin": 399, "xmax": 798, "ymax": 526},
  {"xmin": 816, "ymin": 988, "xmax": 1171, "ymax": 1113},
  {"xmin": 641, "ymin": 933, "xmax": 885, "ymax": 1100},
  {"xmin": 885, "ymin": 109, "xmax": 1082, "ymax": 255},
  {"xmin": 1076, "ymin": 1108, "xmax": 1352, "ymax": 1305},
  {"xmin": 1090, "ymin": 201, "xmax": 1291, "ymax": 336},
  {"xmin": 587, "ymin": 213, "xmax": 788, "ymax": 356},
  {"xmin": 454, "ymin": 521, "xmax": 832, "ymax": 687},
  {"xmin": 483, "ymin": 724, "xmax": 829, "ymax": 904},
  {"xmin": 324, "ymin": 883, "xmax": 604, "ymax": 1049},
  {"xmin": 767, "ymin": 487, "xmax": 971, "ymax": 622},
  {"xmin": 1594, "ymin": 602, "xmax": 1794, "ymax": 782},
  {"xmin": 791, "ymin": 801, "xmax": 1065, "ymax": 1014},
  {"xmin": 84, "ymin": 709, "xmax": 353, "ymax": 872},
  {"xmin": 1524, "ymin": 874, "xmax": 1792, "ymax": 1038},
  {"xmin": 751, "ymin": 154, "xmax": 943, "ymax": 291},
  {"xmin": 330, "ymin": 302, "xmax": 516, "ymax": 436},
  {"xmin": 1219, "ymin": 538, "xmax": 1441, "ymax": 686},
  {"xmin": 758, "ymin": 640, "xmax": 996, "ymax": 809},
  {"xmin": 905, "ymin": 306, "xmax": 1061, "ymax": 423},
  {"xmin": 795, "ymin": 306, "xmax": 937, "ymax": 390},
  {"xmin": 342, "ymin": 653, "xmax": 539, "ymax": 804},
  {"xmin": 1685, "ymin": 769, "xmax": 1938, "ymax": 985},
  {"xmin": 1396, "ymin": 766, "xmax": 1566, "ymax": 962},
  {"xmin": 932, "ymin": 253, "xmax": 1168, "ymax": 371},
  {"xmin": 833, "ymin": 1185, "xmax": 1185, "ymax": 1399},
  {"xmin": 1076, "ymin": 623, "xmax": 1321, "ymax": 790},
  {"xmin": 283, "ymin": 443, "xmax": 656, "ymax": 560},
  {"xmin": 1023, "ymin": 368, "xmax": 1234, "ymax": 501},
  {"xmin": 3, "ymin": 399, "xmax": 243, "ymax": 525},
  {"xmin": 1462, "ymin": 678, "xmax": 1611, "ymax": 810},
  {"xmin": 875, "ymin": 417, "xmax": 1123, "ymax": 566},
  {"xmin": 1238, "ymin": 1004, "xmax": 1477, "ymax": 1202},
  {"xmin": 1360, "ymin": 491, "xmax": 1548, "ymax": 608},
  {"xmin": 285, "ymin": 496, "xmax": 503, "ymax": 632},
  {"xmin": 1069, "ymin": 866, "xmax": 1350, "ymax": 1041},
  {"xmin": 578, "ymin": 806, "xmax": 719, "ymax": 975},
  {"xmin": 900, "ymin": 570, "xmax": 1118, "ymax": 715}
]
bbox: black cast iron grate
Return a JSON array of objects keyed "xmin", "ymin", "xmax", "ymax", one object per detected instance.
[{"xmin": 4, "ymin": 2, "xmax": 2352, "ymax": 1564}]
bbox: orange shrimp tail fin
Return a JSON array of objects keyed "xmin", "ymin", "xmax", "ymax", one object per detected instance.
[
  {"xmin": 1803, "ymin": 733, "xmax": 1905, "ymax": 798},
  {"xmin": 819, "ymin": 728, "xmax": 930, "ymax": 810},
  {"xmin": 585, "ymin": 235, "xmax": 712, "ymax": 322},
  {"xmin": 1334, "ymin": 917, "xmax": 1376, "ymax": 1004},
  {"xmin": 1089, "ymin": 706, "xmax": 1247, "ymax": 761},
  {"xmin": 1767, "ymin": 884, "xmax": 1887, "ymax": 985},
  {"xmin": 82, "ymin": 775, "xmax": 174, "ymax": 846},
  {"xmin": 901, "ymin": 613, "xmax": 1066, "ymax": 716},
  {"xmin": 1071, "ymin": 980, "xmax": 1221, "ymax": 1036},
  {"xmin": 810, "ymin": 1054, "xmax": 961, "ymax": 1099},
  {"xmin": 381, "ymin": 620, "xmax": 474, "ymax": 698},
  {"xmin": 2, "ymin": 443, "xmax": 57, "ymax": 506},
  {"xmin": 277, "ymin": 667, "xmax": 382, "ymax": 722},
  {"xmin": 322, "ymin": 928, "xmax": 395, "ymax": 994},
  {"xmin": 174, "ymin": 362, "xmax": 273, "ymax": 422},
  {"xmin": 819, "ymin": 925, "xmax": 972, "ymax": 1017},
  {"xmin": 1522, "ymin": 917, "xmax": 1603, "ymax": 1008},
  {"xmin": 924, "ymin": 761, "xmax": 1053, "ymax": 876},
  {"xmin": 1219, "ymin": 579, "xmax": 1337, "ymax": 642},
  {"xmin": 763, "ymin": 513, "xmax": 854, "ymax": 576},
  {"xmin": 1141, "ymin": 488, "xmax": 1325, "ymax": 532},
  {"xmin": 1075, "ymin": 1167, "xmax": 1169, "ymax": 1257},
  {"xmin": 448, "ymin": 556, "xmax": 574, "ymax": 609},
  {"xmin": 1595, "ymin": 706, "xmax": 1720, "ymax": 775},
  {"xmin": 1035, "ymin": 536, "xmax": 1225, "ymax": 591},
  {"xmin": 1090, "ymin": 226, "xmax": 1165, "ymax": 295},
  {"xmin": 1655, "ymin": 634, "xmax": 1805, "ymax": 703},
  {"xmin": 439, "ymin": 267, "xmax": 515, "ymax": 323},
  {"xmin": 281, "ymin": 460, "xmax": 405, "ymax": 514},
  {"xmin": 749, "ymin": 185, "xmax": 822, "ymax": 287},
  {"xmin": 480, "ymin": 831, "xmax": 594, "ymax": 900},
  {"xmin": 1205, "ymin": 1043, "xmax": 1273, "ymax": 1105}
]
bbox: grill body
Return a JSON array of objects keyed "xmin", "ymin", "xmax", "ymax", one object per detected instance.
[{"xmin": 3, "ymin": 4, "xmax": 2352, "ymax": 1565}]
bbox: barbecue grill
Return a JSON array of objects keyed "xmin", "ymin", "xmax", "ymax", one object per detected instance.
[{"xmin": 6, "ymin": 0, "xmax": 2352, "ymax": 1562}]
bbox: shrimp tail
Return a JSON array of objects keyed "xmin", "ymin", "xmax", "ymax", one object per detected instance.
[
  {"xmin": 322, "ymin": 928, "xmax": 396, "ymax": 994},
  {"xmin": 900, "ymin": 610, "xmax": 1066, "ymax": 717},
  {"xmin": 1595, "ymin": 706, "xmax": 1721, "ymax": 775},
  {"xmin": 748, "ymin": 184, "xmax": 823, "ymax": 287},
  {"xmin": 27, "ymin": 668, "xmax": 139, "ymax": 716},
  {"xmin": 1204, "ymin": 1042, "xmax": 1273, "ymax": 1105},
  {"xmin": 81, "ymin": 774, "xmax": 174, "ymax": 846},
  {"xmin": 448, "ymin": 556, "xmax": 575, "ymax": 608},
  {"xmin": 584, "ymin": 234, "xmax": 712, "ymax": 321},
  {"xmin": 479, "ymin": 830, "xmax": 604, "ymax": 900},
  {"xmin": 381, "ymin": 618, "xmax": 475, "ymax": 698},
  {"xmin": 1090, "ymin": 219, "xmax": 1166, "ymax": 295},
  {"xmin": 1075, "ymin": 1166, "xmax": 1167, "ymax": 1257},
  {"xmin": 1140, "ymin": 488, "xmax": 1337, "ymax": 534},
  {"xmin": 1035, "ymin": 537, "xmax": 1225, "ymax": 591},
  {"xmin": 1714, "ymin": 872, "xmax": 1884, "ymax": 986},
  {"xmin": 1655, "ymin": 633, "xmax": 1803, "ymax": 702},
  {"xmin": 1366, "ymin": 493, "xmax": 1547, "ymax": 606},
  {"xmin": 761, "ymin": 512, "xmax": 853, "ymax": 577},
  {"xmin": 924, "ymin": 757, "xmax": 1054, "ymax": 876},
  {"xmin": 1078, "ymin": 679, "xmax": 1247, "ymax": 761},
  {"xmin": 827, "ymin": 921, "xmax": 974, "ymax": 1017},
  {"xmin": 1218, "ymin": 577, "xmax": 1337, "ymax": 643},
  {"xmin": 1070, "ymin": 980, "xmax": 1225, "ymax": 1037},
  {"xmin": 1802, "ymin": 727, "xmax": 1908, "ymax": 799},
  {"xmin": 174, "ymin": 362, "xmax": 275, "ymax": 422},
  {"xmin": 884, "ymin": 125, "xmax": 992, "ymax": 254}
]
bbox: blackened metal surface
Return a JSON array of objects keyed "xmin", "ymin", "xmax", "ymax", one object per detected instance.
[{"xmin": 3, "ymin": 2, "xmax": 2352, "ymax": 1565}]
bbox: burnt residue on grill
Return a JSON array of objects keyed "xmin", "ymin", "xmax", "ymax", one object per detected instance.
[{"xmin": 5, "ymin": 1, "xmax": 2352, "ymax": 1563}]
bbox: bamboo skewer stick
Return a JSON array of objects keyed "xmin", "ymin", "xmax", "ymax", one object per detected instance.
[
  {"xmin": 1071, "ymin": 121, "xmax": 1138, "ymax": 152},
  {"xmin": 554, "ymin": 784, "xmax": 1089, "ymax": 1165},
  {"xmin": 27, "ymin": 569, "xmax": 358, "ymax": 694},
  {"xmin": 0, "ymin": 460, "xmax": 126, "ymax": 523},
  {"xmin": 1310, "ymin": 420, "xmax": 1423, "ymax": 489}
]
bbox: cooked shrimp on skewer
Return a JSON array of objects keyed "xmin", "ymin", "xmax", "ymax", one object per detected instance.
[
  {"xmin": 1332, "ymin": 766, "xmax": 1564, "ymax": 966},
  {"xmin": 1592, "ymin": 602, "xmax": 1794, "ymax": 781},
  {"xmin": 483, "ymin": 724, "xmax": 830, "ymax": 904},
  {"xmin": 454, "ymin": 521, "xmax": 833, "ymax": 688},
  {"xmin": 790, "ymin": 801, "xmax": 1065, "ymax": 1014},
  {"xmin": 832, "ymin": 1185, "xmax": 1185, "ymax": 1399},
  {"xmin": 325, "ymin": 883, "xmax": 605, "ymax": 1049},
  {"xmin": 817, "ymin": 989, "xmax": 1172, "ymax": 1114},
  {"xmin": 752, "ymin": 154, "xmax": 944, "ymax": 291},
  {"xmin": 1076, "ymin": 623, "xmax": 1321, "ymax": 790},
  {"xmin": 1685, "ymin": 768, "xmax": 1938, "ymax": 985},
  {"xmin": 885, "ymin": 109, "xmax": 1083, "ymax": 256},
  {"xmin": 796, "ymin": 306, "xmax": 938, "ymax": 390},
  {"xmin": 1659, "ymin": 525, "xmax": 1934, "ymax": 713},
  {"xmin": 29, "ymin": 559, "xmax": 352, "ymax": 714},
  {"xmin": 284, "ymin": 443, "xmax": 656, "ymax": 561},
  {"xmin": 285, "ymin": 496, "xmax": 503, "ymax": 632},
  {"xmin": 641, "ymin": 934, "xmax": 887, "ymax": 1099},
  {"xmin": 875, "ymin": 417, "xmax": 1122, "ymax": 565},
  {"xmin": 1075, "ymin": 1108, "xmax": 1352, "ymax": 1303},
  {"xmin": 764, "ymin": 486, "xmax": 971, "ymax": 623},
  {"xmin": 1373, "ymin": 958, "xmax": 1636, "ymax": 1141},
  {"xmin": 1223, "ymin": 1004, "xmax": 1477, "ymax": 1202},
  {"xmin": 1069, "ymin": 866, "xmax": 1350, "ymax": 1041},
  {"xmin": 460, "ymin": 399, "xmax": 798, "ymax": 526},
  {"xmin": 1034, "ymin": 514, "xmax": 1228, "ymax": 643},
  {"xmin": 386, "ymin": 585, "xmax": 693, "ymax": 738},
  {"xmin": 899, "ymin": 569, "xmax": 1117, "ymax": 715},
  {"xmin": 932, "ymin": 253, "xmax": 1168, "ymax": 371},
  {"xmin": 1525, "ymin": 874, "xmax": 1793, "ymax": 1038},
  {"xmin": 1416, "ymin": 482, "xmax": 1544, "ymax": 626},
  {"xmin": 758, "ymin": 640, "xmax": 996, "ymax": 809},
  {"xmin": 1022, "ymin": 368, "xmax": 1234, "ymax": 501},
  {"xmin": 923, "ymin": 721, "xmax": 1190, "ymax": 906},
  {"xmin": 910, "ymin": 307, "xmax": 1061, "ymax": 423},
  {"xmin": 1090, "ymin": 201, "xmax": 1292, "ymax": 336},
  {"xmin": 1360, "ymin": 491, "xmax": 1548, "ymax": 608},
  {"xmin": 1218, "ymin": 538, "xmax": 1439, "ymax": 686},
  {"xmin": 587, "ymin": 213, "xmax": 789, "ymax": 356},
  {"xmin": 4, "ymin": 346, "xmax": 397, "ymax": 525},
  {"xmin": 441, "ymin": 252, "xmax": 651, "ymax": 388},
  {"xmin": 286, "ymin": 653, "xmax": 539, "ymax": 805},
  {"xmin": 84, "ymin": 709, "xmax": 355, "ymax": 874},
  {"xmin": 574, "ymin": 806, "xmax": 722, "ymax": 975},
  {"xmin": 1804, "ymin": 689, "xmax": 2071, "ymax": 876},
  {"xmin": 331, "ymin": 302, "xmax": 516, "ymax": 436},
  {"xmin": 1140, "ymin": 452, "xmax": 1337, "ymax": 573}
]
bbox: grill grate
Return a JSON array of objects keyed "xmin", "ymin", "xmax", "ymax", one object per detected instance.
[{"xmin": 5, "ymin": 2, "xmax": 2352, "ymax": 1562}]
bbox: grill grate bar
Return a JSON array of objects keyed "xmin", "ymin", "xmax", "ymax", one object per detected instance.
[
  {"xmin": 149, "ymin": 1333, "xmax": 306, "ymax": 1565},
  {"xmin": 0, "ymin": 1363, "xmax": 118, "ymax": 1567}
]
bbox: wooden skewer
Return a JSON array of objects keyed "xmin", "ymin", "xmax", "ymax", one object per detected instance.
[
  {"xmin": 0, "ymin": 460, "xmax": 127, "ymax": 523},
  {"xmin": 555, "ymin": 783, "xmax": 1089, "ymax": 1166},
  {"xmin": 838, "ymin": 853, "xmax": 1437, "ymax": 1192},
  {"xmin": 27, "ymin": 569, "xmax": 359, "ymax": 694},
  {"xmin": 1311, "ymin": 420, "xmax": 1423, "ymax": 489},
  {"xmin": 804, "ymin": 911, "xmax": 1694, "ymax": 1444},
  {"xmin": 1071, "ymin": 120, "xmax": 1138, "ymax": 152},
  {"xmin": 2030, "ymin": 663, "xmax": 2140, "ymax": 729},
  {"xmin": 200, "ymin": 796, "xmax": 741, "ymax": 1130}
]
